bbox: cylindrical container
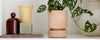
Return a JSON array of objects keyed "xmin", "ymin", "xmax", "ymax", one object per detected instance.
[
  {"xmin": 48, "ymin": 10, "xmax": 68, "ymax": 38},
  {"xmin": 48, "ymin": 10, "xmax": 68, "ymax": 29},
  {"xmin": 6, "ymin": 12, "xmax": 20, "ymax": 34},
  {"xmin": 19, "ymin": 5, "xmax": 33, "ymax": 23}
]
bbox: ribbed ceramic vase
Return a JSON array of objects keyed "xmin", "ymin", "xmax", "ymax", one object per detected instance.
[
  {"xmin": 19, "ymin": 5, "xmax": 33, "ymax": 23},
  {"xmin": 80, "ymin": 0, "xmax": 100, "ymax": 36},
  {"xmin": 48, "ymin": 10, "xmax": 68, "ymax": 38}
]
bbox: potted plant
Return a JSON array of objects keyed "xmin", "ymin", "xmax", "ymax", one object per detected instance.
[{"xmin": 37, "ymin": 0, "xmax": 98, "ymax": 37}]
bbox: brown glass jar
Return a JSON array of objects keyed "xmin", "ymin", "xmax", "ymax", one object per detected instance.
[{"xmin": 6, "ymin": 12, "xmax": 20, "ymax": 34}]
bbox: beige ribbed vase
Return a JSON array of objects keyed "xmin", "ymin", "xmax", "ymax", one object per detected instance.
[
  {"xmin": 48, "ymin": 10, "xmax": 68, "ymax": 38},
  {"xmin": 19, "ymin": 5, "xmax": 33, "ymax": 23}
]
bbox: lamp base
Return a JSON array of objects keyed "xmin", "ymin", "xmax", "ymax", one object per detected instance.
[{"xmin": 20, "ymin": 23, "xmax": 32, "ymax": 34}]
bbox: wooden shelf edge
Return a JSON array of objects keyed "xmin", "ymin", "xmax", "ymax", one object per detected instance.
[{"xmin": 0, "ymin": 34, "xmax": 44, "ymax": 38}]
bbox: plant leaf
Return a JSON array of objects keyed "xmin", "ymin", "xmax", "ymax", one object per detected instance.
[
  {"xmin": 48, "ymin": 0, "xmax": 55, "ymax": 5},
  {"xmin": 54, "ymin": 1, "xmax": 64, "ymax": 10},
  {"xmin": 72, "ymin": 6, "xmax": 83, "ymax": 18},
  {"xmin": 48, "ymin": 5, "xmax": 54, "ymax": 12},
  {"xmin": 84, "ymin": 21, "xmax": 97, "ymax": 32},
  {"xmin": 67, "ymin": 0, "xmax": 78, "ymax": 10},
  {"xmin": 48, "ymin": 1, "xmax": 64, "ymax": 12},
  {"xmin": 37, "ymin": 5, "xmax": 46, "ymax": 13},
  {"xmin": 72, "ymin": 6, "xmax": 94, "ymax": 18},
  {"xmin": 83, "ymin": 9, "xmax": 93, "ymax": 16},
  {"xmin": 54, "ymin": 1, "xmax": 61, "ymax": 6},
  {"xmin": 54, "ymin": 1, "xmax": 60, "ymax": 10},
  {"xmin": 62, "ymin": 0, "xmax": 67, "ymax": 8}
]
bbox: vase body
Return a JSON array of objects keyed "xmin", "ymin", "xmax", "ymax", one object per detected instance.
[
  {"xmin": 80, "ymin": 0, "xmax": 100, "ymax": 35},
  {"xmin": 48, "ymin": 10, "xmax": 68, "ymax": 38},
  {"xmin": 6, "ymin": 13, "xmax": 20, "ymax": 34},
  {"xmin": 48, "ymin": 10, "xmax": 68, "ymax": 29},
  {"xmin": 19, "ymin": 5, "xmax": 33, "ymax": 23}
]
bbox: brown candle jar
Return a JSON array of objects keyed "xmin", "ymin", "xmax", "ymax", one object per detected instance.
[{"xmin": 6, "ymin": 12, "xmax": 20, "ymax": 34}]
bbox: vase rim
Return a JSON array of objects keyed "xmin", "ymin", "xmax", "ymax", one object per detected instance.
[
  {"xmin": 19, "ymin": 5, "xmax": 33, "ymax": 8},
  {"xmin": 48, "ymin": 10, "xmax": 67, "ymax": 12}
]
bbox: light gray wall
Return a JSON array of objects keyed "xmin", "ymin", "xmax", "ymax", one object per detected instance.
[{"xmin": 0, "ymin": 0, "xmax": 2, "ymax": 35}]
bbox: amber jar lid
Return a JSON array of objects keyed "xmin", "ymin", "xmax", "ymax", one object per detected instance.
[{"xmin": 7, "ymin": 12, "xmax": 20, "ymax": 22}]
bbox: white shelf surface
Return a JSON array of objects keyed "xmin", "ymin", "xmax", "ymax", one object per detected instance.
[{"xmin": 44, "ymin": 34, "xmax": 100, "ymax": 39}]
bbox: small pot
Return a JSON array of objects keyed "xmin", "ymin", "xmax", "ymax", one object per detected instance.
[
  {"xmin": 48, "ymin": 10, "xmax": 68, "ymax": 29},
  {"xmin": 48, "ymin": 10, "xmax": 68, "ymax": 38}
]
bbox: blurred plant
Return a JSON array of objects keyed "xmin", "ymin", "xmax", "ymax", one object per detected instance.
[{"xmin": 37, "ymin": 0, "xmax": 97, "ymax": 32}]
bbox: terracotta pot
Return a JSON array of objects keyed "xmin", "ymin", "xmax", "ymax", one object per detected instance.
[
  {"xmin": 48, "ymin": 10, "xmax": 68, "ymax": 38},
  {"xmin": 19, "ymin": 5, "xmax": 33, "ymax": 23},
  {"xmin": 48, "ymin": 30, "xmax": 67, "ymax": 38},
  {"xmin": 48, "ymin": 10, "xmax": 68, "ymax": 29}
]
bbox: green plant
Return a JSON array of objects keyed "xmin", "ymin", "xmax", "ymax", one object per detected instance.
[{"xmin": 37, "ymin": 0, "xmax": 98, "ymax": 32}]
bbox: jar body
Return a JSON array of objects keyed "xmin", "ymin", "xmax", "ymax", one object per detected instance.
[{"xmin": 6, "ymin": 18, "xmax": 20, "ymax": 34}]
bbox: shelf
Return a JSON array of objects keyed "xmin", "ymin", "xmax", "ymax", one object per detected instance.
[
  {"xmin": 0, "ymin": 34, "xmax": 43, "ymax": 38},
  {"xmin": 44, "ymin": 34, "xmax": 100, "ymax": 38},
  {"xmin": 0, "ymin": 34, "xmax": 100, "ymax": 38},
  {"xmin": 67, "ymin": 34, "xmax": 100, "ymax": 38},
  {"xmin": 67, "ymin": 34, "xmax": 100, "ymax": 39}
]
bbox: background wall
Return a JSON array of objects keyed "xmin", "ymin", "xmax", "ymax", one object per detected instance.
[
  {"xmin": 2, "ymin": 0, "xmax": 88, "ymax": 35},
  {"xmin": 0, "ymin": 0, "xmax": 2, "ymax": 35}
]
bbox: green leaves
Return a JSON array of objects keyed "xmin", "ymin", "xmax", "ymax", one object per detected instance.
[
  {"xmin": 71, "ymin": 5, "xmax": 96, "ymax": 33},
  {"xmin": 48, "ymin": 5, "xmax": 55, "ymax": 12},
  {"xmin": 37, "ymin": 0, "xmax": 79, "ymax": 12},
  {"xmin": 84, "ymin": 21, "xmax": 97, "ymax": 32},
  {"xmin": 67, "ymin": 0, "xmax": 78, "ymax": 10},
  {"xmin": 54, "ymin": 1, "xmax": 64, "ymax": 10},
  {"xmin": 48, "ymin": 0, "xmax": 54, "ymax": 5},
  {"xmin": 72, "ymin": 6, "xmax": 83, "ymax": 18},
  {"xmin": 55, "ymin": 1, "xmax": 61, "ymax": 6},
  {"xmin": 37, "ymin": 5, "xmax": 47, "ymax": 13},
  {"xmin": 83, "ymin": 9, "xmax": 93, "ymax": 16},
  {"xmin": 72, "ymin": 6, "xmax": 93, "ymax": 18},
  {"xmin": 62, "ymin": 0, "xmax": 68, "ymax": 8},
  {"xmin": 37, "ymin": 0, "xmax": 83, "ymax": 13},
  {"xmin": 48, "ymin": 0, "xmax": 64, "ymax": 12}
]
